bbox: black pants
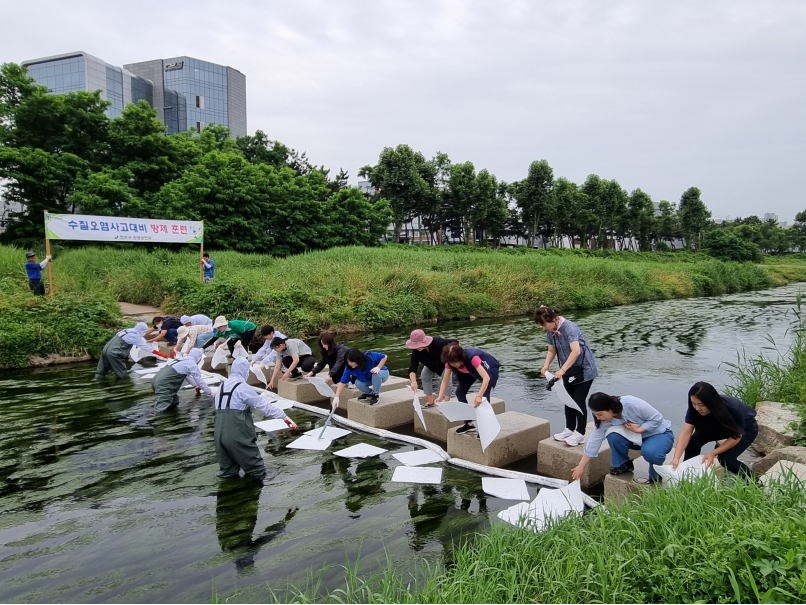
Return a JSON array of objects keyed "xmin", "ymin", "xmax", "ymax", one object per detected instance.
[
  {"xmin": 455, "ymin": 370, "xmax": 499, "ymax": 424},
  {"xmin": 29, "ymin": 279, "xmax": 45, "ymax": 296},
  {"xmin": 281, "ymin": 354, "xmax": 316, "ymax": 373},
  {"xmin": 564, "ymin": 378, "xmax": 593, "ymax": 434},
  {"xmin": 684, "ymin": 420, "xmax": 758, "ymax": 477},
  {"xmin": 226, "ymin": 329, "xmax": 256, "ymax": 355}
]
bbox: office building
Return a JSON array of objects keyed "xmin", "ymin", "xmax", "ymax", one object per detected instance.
[
  {"xmin": 21, "ymin": 52, "xmax": 246, "ymax": 137},
  {"xmin": 21, "ymin": 52, "xmax": 153, "ymax": 119},
  {"xmin": 125, "ymin": 56, "xmax": 246, "ymax": 136}
]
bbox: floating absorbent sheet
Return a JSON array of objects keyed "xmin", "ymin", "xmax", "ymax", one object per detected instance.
[
  {"xmin": 286, "ymin": 435, "xmax": 333, "ymax": 451},
  {"xmin": 604, "ymin": 424, "xmax": 642, "ymax": 447},
  {"xmin": 181, "ymin": 372, "xmax": 224, "ymax": 388},
  {"xmin": 391, "ymin": 465, "xmax": 443, "ymax": 485},
  {"xmin": 476, "ymin": 398, "xmax": 501, "ymax": 452},
  {"xmin": 211, "ymin": 347, "xmax": 230, "ymax": 369},
  {"xmin": 545, "ymin": 371, "xmax": 582, "ymax": 414},
  {"xmin": 654, "ymin": 455, "xmax": 710, "ymax": 487},
  {"xmin": 482, "ymin": 477, "xmax": 531, "ymax": 501},
  {"xmin": 334, "ymin": 443, "xmax": 388, "ymax": 459},
  {"xmin": 303, "ymin": 426, "xmax": 352, "ymax": 440},
  {"xmin": 130, "ymin": 347, "xmax": 157, "ymax": 363},
  {"xmin": 436, "ymin": 400, "xmax": 477, "ymax": 422},
  {"xmin": 261, "ymin": 392, "xmax": 294, "ymax": 410},
  {"xmin": 498, "ymin": 480, "xmax": 585, "ymax": 532},
  {"xmin": 250, "ymin": 364, "xmax": 268, "ymax": 385},
  {"xmin": 305, "ymin": 376, "xmax": 337, "ymax": 399},
  {"xmin": 254, "ymin": 418, "xmax": 292, "ymax": 432},
  {"xmin": 412, "ymin": 392, "xmax": 427, "ymax": 430},
  {"xmin": 392, "ymin": 449, "xmax": 444, "ymax": 466}
]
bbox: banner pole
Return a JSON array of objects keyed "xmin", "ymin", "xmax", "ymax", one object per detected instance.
[
  {"xmin": 44, "ymin": 210, "xmax": 55, "ymax": 297},
  {"xmin": 200, "ymin": 241, "xmax": 204, "ymax": 283}
]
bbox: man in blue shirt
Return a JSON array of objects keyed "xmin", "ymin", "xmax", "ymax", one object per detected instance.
[
  {"xmin": 25, "ymin": 251, "xmax": 51, "ymax": 296},
  {"xmin": 202, "ymin": 253, "xmax": 215, "ymax": 283}
]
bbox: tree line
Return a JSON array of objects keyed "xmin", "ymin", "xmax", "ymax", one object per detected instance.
[
  {"xmin": 0, "ymin": 63, "xmax": 391, "ymax": 253},
  {"xmin": 2, "ymin": 61, "xmax": 803, "ymax": 260}
]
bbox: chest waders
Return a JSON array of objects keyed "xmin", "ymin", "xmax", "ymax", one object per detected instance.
[
  {"xmin": 96, "ymin": 334, "xmax": 132, "ymax": 379},
  {"xmin": 152, "ymin": 361, "xmax": 187, "ymax": 412},
  {"xmin": 214, "ymin": 381, "xmax": 266, "ymax": 479}
]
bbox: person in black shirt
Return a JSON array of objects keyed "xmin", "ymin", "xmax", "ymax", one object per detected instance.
[
  {"xmin": 671, "ymin": 381, "xmax": 758, "ymax": 477},
  {"xmin": 406, "ymin": 329, "xmax": 456, "ymax": 407},
  {"xmin": 306, "ymin": 331, "xmax": 350, "ymax": 384},
  {"xmin": 146, "ymin": 316, "xmax": 183, "ymax": 347}
]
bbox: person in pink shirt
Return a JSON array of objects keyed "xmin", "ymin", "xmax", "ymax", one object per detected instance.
[{"xmin": 436, "ymin": 343, "xmax": 500, "ymax": 434}]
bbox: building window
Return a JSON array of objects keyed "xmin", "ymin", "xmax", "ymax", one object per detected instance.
[
  {"xmin": 195, "ymin": 94, "xmax": 204, "ymax": 109},
  {"xmin": 196, "ymin": 121, "xmax": 204, "ymax": 133}
]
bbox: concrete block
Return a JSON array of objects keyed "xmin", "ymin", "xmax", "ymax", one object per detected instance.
[
  {"xmin": 752, "ymin": 445, "xmax": 806, "ymax": 474},
  {"xmin": 603, "ymin": 473, "xmax": 649, "ymax": 503},
  {"xmin": 537, "ymin": 423, "xmax": 642, "ymax": 489},
  {"xmin": 347, "ymin": 388, "xmax": 424, "ymax": 429},
  {"xmin": 276, "ymin": 376, "xmax": 334, "ymax": 405},
  {"xmin": 414, "ymin": 397, "xmax": 506, "ymax": 442},
  {"xmin": 447, "ymin": 411, "xmax": 550, "ymax": 467},
  {"xmin": 760, "ymin": 460, "xmax": 806, "ymax": 487},
  {"xmin": 337, "ymin": 375, "xmax": 409, "ymax": 408},
  {"xmin": 753, "ymin": 401, "xmax": 798, "ymax": 455}
]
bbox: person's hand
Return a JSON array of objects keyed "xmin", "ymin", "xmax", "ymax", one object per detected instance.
[
  {"xmin": 331, "ymin": 399, "xmax": 339, "ymax": 410},
  {"xmin": 623, "ymin": 422, "xmax": 642, "ymax": 433},
  {"xmin": 410, "ymin": 380, "xmax": 418, "ymax": 392},
  {"xmin": 45, "ymin": 255, "xmax": 51, "ymax": 261},
  {"xmin": 370, "ymin": 367, "xmax": 380, "ymax": 375},
  {"xmin": 282, "ymin": 371, "xmax": 291, "ymax": 381},
  {"xmin": 671, "ymin": 457, "xmax": 680, "ymax": 470},
  {"xmin": 214, "ymin": 343, "xmax": 219, "ymax": 349},
  {"xmin": 554, "ymin": 368, "xmax": 566, "ymax": 379},
  {"xmin": 284, "ymin": 417, "xmax": 299, "ymax": 430},
  {"xmin": 474, "ymin": 393, "xmax": 483, "ymax": 408},
  {"xmin": 324, "ymin": 376, "xmax": 332, "ymax": 384},
  {"xmin": 195, "ymin": 386, "xmax": 201, "ymax": 396},
  {"xmin": 571, "ymin": 464, "xmax": 585, "ymax": 481},
  {"xmin": 540, "ymin": 365, "xmax": 549, "ymax": 376},
  {"xmin": 268, "ymin": 380, "xmax": 275, "ymax": 390},
  {"xmin": 703, "ymin": 451, "xmax": 718, "ymax": 469},
  {"xmin": 305, "ymin": 372, "xmax": 314, "ymax": 377},
  {"xmin": 435, "ymin": 394, "xmax": 447, "ymax": 403}
]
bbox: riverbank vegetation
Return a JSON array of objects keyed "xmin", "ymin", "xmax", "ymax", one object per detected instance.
[{"xmin": 272, "ymin": 476, "xmax": 806, "ymax": 603}]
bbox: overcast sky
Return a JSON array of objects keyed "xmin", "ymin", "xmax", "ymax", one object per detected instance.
[{"xmin": 4, "ymin": 1, "xmax": 805, "ymax": 220}]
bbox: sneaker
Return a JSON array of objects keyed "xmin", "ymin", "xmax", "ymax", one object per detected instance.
[
  {"xmin": 368, "ymin": 393, "xmax": 380, "ymax": 405},
  {"xmin": 357, "ymin": 393, "xmax": 371, "ymax": 401},
  {"xmin": 564, "ymin": 431, "xmax": 585, "ymax": 447},
  {"xmin": 609, "ymin": 461, "xmax": 635, "ymax": 475},
  {"xmin": 346, "ymin": 383, "xmax": 357, "ymax": 390},
  {"xmin": 455, "ymin": 422, "xmax": 477, "ymax": 435},
  {"xmin": 553, "ymin": 428, "xmax": 574, "ymax": 442},
  {"xmin": 290, "ymin": 369, "xmax": 302, "ymax": 379}
]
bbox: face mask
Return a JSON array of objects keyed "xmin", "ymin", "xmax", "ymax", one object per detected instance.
[{"xmin": 156, "ymin": 323, "xmax": 163, "ymax": 330}]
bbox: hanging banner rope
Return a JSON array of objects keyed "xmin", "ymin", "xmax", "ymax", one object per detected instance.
[{"xmin": 44, "ymin": 213, "xmax": 203, "ymax": 244}]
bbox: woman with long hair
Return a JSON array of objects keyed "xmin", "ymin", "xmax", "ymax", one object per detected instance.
[
  {"xmin": 671, "ymin": 381, "xmax": 758, "ymax": 477},
  {"xmin": 536, "ymin": 306, "xmax": 599, "ymax": 447},
  {"xmin": 571, "ymin": 392, "xmax": 674, "ymax": 482},
  {"xmin": 333, "ymin": 348, "xmax": 389, "ymax": 405},
  {"xmin": 436, "ymin": 342, "xmax": 500, "ymax": 434},
  {"xmin": 307, "ymin": 331, "xmax": 350, "ymax": 384}
]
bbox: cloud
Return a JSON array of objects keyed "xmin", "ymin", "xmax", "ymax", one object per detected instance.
[{"xmin": 3, "ymin": 0, "xmax": 806, "ymax": 219}]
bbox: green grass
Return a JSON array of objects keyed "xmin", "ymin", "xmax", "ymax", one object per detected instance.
[
  {"xmin": 3, "ymin": 243, "xmax": 797, "ymax": 338},
  {"xmin": 267, "ymin": 475, "xmax": 806, "ymax": 604}
]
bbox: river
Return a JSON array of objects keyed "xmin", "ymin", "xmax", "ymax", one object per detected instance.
[{"xmin": 0, "ymin": 284, "xmax": 801, "ymax": 602}]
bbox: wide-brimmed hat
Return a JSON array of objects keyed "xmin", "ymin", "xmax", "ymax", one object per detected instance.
[
  {"xmin": 406, "ymin": 329, "xmax": 433, "ymax": 349},
  {"xmin": 177, "ymin": 326, "xmax": 189, "ymax": 340},
  {"xmin": 212, "ymin": 315, "xmax": 228, "ymax": 329}
]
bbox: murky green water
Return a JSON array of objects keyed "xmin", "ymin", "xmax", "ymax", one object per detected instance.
[{"xmin": 1, "ymin": 284, "xmax": 802, "ymax": 602}]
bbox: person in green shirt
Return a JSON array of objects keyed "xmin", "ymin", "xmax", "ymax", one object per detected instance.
[{"xmin": 210, "ymin": 315, "xmax": 257, "ymax": 356}]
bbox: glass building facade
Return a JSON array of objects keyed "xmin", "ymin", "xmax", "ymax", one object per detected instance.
[{"xmin": 20, "ymin": 51, "xmax": 245, "ymax": 136}]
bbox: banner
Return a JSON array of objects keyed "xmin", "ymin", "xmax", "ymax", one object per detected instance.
[{"xmin": 44, "ymin": 213, "xmax": 203, "ymax": 243}]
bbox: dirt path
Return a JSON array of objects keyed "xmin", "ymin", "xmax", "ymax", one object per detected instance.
[{"xmin": 118, "ymin": 302, "xmax": 163, "ymax": 324}]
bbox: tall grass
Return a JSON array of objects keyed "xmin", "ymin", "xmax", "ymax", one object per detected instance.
[
  {"xmin": 270, "ymin": 476, "xmax": 806, "ymax": 604},
  {"xmin": 1, "ymin": 244, "xmax": 789, "ymax": 337},
  {"xmin": 725, "ymin": 292, "xmax": 806, "ymax": 443}
]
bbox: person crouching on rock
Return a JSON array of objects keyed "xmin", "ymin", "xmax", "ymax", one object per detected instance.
[
  {"xmin": 436, "ymin": 343, "xmax": 500, "ymax": 435},
  {"xmin": 215, "ymin": 358, "xmax": 299, "ymax": 480},
  {"xmin": 671, "ymin": 381, "xmax": 758, "ymax": 478},
  {"xmin": 571, "ymin": 392, "xmax": 674, "ymax": 483},
  {"xmin": 95, "ymin": 322, "xmax": 169, "ymax": 380},
  {"xmin": 152, "ymin": 349, "xmax": 212, "ymax": 412},
  {"xmin": 333, "ymin": 348, "xmax": 389, "ymax": 406},
  {"xmin": 267, "ymin": 337, "xmax": 316, "ymax": 389}
]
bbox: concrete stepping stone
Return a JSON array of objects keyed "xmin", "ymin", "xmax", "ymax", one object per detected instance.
[
  {"xmin": 347, "ymin": 387, "xmax": 426, "ymax": 429},
  {"xmin": 447, "ymin": 411, "xmax": 550, "ymax": 467},
  {"xmin": 414, "ymin": 397, "xmax": 506, "ymax": 442}
]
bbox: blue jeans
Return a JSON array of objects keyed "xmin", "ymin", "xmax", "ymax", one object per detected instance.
[
  {"xmin": 607, "ymin": 429, "xmax": 674, "ymax": 480},
  {"xmin": 355, "ymin": 368, "xmax": 390, "ymax": 394},
  {"xmin": 193, "ymin": 331, "xmax": 214, "ymax": 349}
]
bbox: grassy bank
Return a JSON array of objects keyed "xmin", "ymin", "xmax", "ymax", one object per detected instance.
[
  {"xmin": 726, "ymin": 293, "xmax": 806, "ymax": 443},
  {"xmin": 271, "ymin": 476, "xmax": 806, "ymax": 603},
  {"xmin": 4, "ymin": 244, "xmax": 802, "ymax": 339},
  {"xmin": 0, "ymin": 245, "xmax": 123, "ymax": 368}
]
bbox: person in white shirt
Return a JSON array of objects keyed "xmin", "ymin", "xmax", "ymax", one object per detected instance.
[
  {"xmin": 215, "ymin": 358, "xmax": 298, "ymax": 479},
  {"xmin": 252, "ymin": 325, "xmax": 286, "ymax": 367},
  {"xmin": 152, "ymin": 349, "xmax": 212, "ymax": 412},
  {"xmin": 267, "ymin": 337, "xmax": 315, "ymax": 389},
  {"xmin": 95, "ymin": 322, "xmax": 168, "ymax": 379},
  {"xmin": 181, "ymin": 314, "xmax": 213, "ymax": 327}
]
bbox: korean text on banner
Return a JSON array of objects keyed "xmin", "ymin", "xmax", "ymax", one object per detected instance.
[{"xmin": 45, "ymin": 213, "xmax": 204, "ymax": 244}]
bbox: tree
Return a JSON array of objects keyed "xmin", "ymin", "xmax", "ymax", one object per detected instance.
[
  {"xmin": 235, "ymin": 130, "xmax": 289, "ymax": 168},
  {"xmin": 67, "ymin": 167, "xmax": 143, "ymax": 216},
  {"xmin": 515, "ymin": 160, "xmax": 554, "ymax": 247},
  {"xmin": 359, "ymin": 144, "xmax": 431, "ymax": 242},
  {"xmin": 655, "ymin": 201, "xmax": 679, "ymax": 248},
  {"xmin": 553, "ymin": 178, "xmax": 592, "ymax": 248},
  {"xmin": 627, "ymin": 189, "xmax": 655, "ymax": 251},
  {"xmin": 704, "ymin": 230, "xmax": 762, "ymax": 262},
  {"xmin": 677, "ymin": 187, "xmax": 711, "ymax": 250},
  {"xmin": 321, "ymin": 188, "xmax": 392, "ymax": 247}
]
